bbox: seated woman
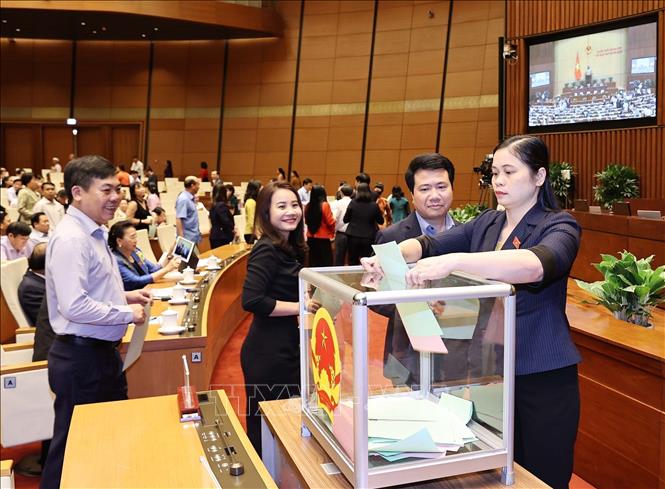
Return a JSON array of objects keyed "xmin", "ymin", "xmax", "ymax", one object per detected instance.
[{"xmin": 109, "ymin": 220, "xmax": 180, "ymax": 291}]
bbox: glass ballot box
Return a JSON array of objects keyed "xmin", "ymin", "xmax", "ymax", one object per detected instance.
[{"xmin": 298, "ymin": 266, "xmax": 516, "ymax": 488}]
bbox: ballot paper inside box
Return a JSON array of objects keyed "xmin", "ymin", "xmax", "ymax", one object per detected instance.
[{"xmin": 298, "ymin": 265, "xmax": 516, "ymax": 488}]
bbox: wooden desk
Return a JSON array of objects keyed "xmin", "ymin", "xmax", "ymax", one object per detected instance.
[
  {"xmin": 259, "ymin": 398, "xmax": 548, "ymax": 489},
  {"xmin": 120, "ymin": 243, "xmax": 250, "ymax": 398},
  {"xmin": 566, "ymin": 280, "xmax": 665, "ymax": 489},
  {"xmin": 61, "ymin": 390, "xmax": 275, "ymax": 488}
]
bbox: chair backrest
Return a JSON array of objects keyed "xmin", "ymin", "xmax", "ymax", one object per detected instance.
[
  {"xmin": 198, "ymin": 181, "xmax": 212, "ymax": 196},
  {"xmin": 156, "ymin": 225, "xmax": 176, "ymax": 253},
  {"xmin": 0, "ymin": 345, "xmax": 33, "ymax": 366},
  {"xmin": 233, "ymin": 215, "xmax": 246, "ymax": 242},
  {"xmin": 136, "ymin": 229, "xmax": 157, "ymax": 263},
  {"xmin": 0, "ymin": 188, "xmax": 7, "ymax": 208},
  {"xmin": 49, "ymin": 172, "xmax": 64, "ymax": 188},
  {"xmin": 157, "ymin": 181, "xmax": 166, "ymax": 193},
  {"xmin": 6, "ymin": 207, "xmax": 19, "ymax": 223},
  {"xmin": 1, "ymin": 358, "xmax": 54, "ymax": 447},
  {"xmin": 41, "ymin": 169, "xmax": 51, "ymax": 179},
  {"xmin": 198, "ymin": 208, "xmax": 211, "ymax": 235},
  {"xmin": 0, "ymin": 258, "xmax": 30, "ymax": 327}
]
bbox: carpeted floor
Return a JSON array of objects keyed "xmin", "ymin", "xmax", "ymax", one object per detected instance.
[{"xmin": 1, "ymin": 315, "xmax": 596, "ymax": 488}]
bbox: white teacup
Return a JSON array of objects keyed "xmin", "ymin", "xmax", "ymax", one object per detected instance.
[
  {"xmin": 161, "ymin": 309, "xmax": 178, "ymax": 328},
  {"xmin": 172, "ymin": 284, "xmax": 186, "ymax": 301},
  {"xmin": 182, "ymin": 267, "xmax": 195, "ymax": 282}
]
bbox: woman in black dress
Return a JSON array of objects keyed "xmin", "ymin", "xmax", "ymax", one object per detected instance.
[
  {"xmin": 343, "ymin": 182, "xmax": 384, "ymax": 264},
  {"xmin": 125, "ymin": 183, "xmax": 151, "ymax": 232},
  {"xmin": 209, "ymin": 182, "xmax": 235, "ymax": 248},
  {"xmin": 240, "ymin": 181, "xmax": 306, "ymax": 456}
]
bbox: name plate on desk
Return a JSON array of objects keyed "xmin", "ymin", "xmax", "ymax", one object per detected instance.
[{"xmin": 196, "ymin": 391, "xmax": 270, "ymax": 488}]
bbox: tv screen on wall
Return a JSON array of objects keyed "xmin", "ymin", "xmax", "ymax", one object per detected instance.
[{"xmin": 527, "ymin": 16, "xmax": 658, "ymax": 132}]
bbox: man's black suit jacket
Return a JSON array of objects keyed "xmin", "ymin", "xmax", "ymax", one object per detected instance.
[{"xmin": 18, "ymin": 270, "xmax": 45, "ymax": 327}]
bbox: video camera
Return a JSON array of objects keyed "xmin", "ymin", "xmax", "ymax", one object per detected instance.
[{"xmin": 473, "ymin": 154, "xmax": 493, "ymax": 189}]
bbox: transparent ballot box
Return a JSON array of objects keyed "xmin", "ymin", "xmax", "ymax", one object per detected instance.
[{"xmin": 299, "ymin": 266, "xmax": 516, "ymax": 488}]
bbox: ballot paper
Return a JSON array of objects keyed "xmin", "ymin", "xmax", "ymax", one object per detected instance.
[
  {"xmin": 371, "ymin": 242, "xmax": 448, "ymax": 354},
  {"xmin": 123, "ymin": 303, "xmax": 151, "ymax": 371}
]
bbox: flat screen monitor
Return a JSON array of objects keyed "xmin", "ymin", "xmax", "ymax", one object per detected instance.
[{"xmin": 527, "ymin": 16, "xmax": 658, "ymax": 132}]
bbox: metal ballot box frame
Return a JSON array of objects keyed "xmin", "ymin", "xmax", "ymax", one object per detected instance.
[{"xmin": 298, "ymin": 265, "xmax": 516, "ymax": 489}]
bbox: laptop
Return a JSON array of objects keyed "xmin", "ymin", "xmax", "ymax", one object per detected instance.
[
  {"xmin": 636, "ymin": 210, "xmax": 662, "ymax": 220},
  {"xmin": 573, "ymin": 199, "xmax": 589, "ymax": 212},
  {"xmin": 612, "ymin": 202, "xmax": 631, "ymax": 216}
]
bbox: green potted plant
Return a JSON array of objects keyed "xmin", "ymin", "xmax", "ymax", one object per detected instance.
[
  {"xmin": 449, "ymin": 203, "xmax": 487, "ymax": 224},
  {"xmin": 593, "ymin": 164, "xmax": 639, "ymax": 210},
  {"xmin": 549, "ymin": 161, "xmax": 574, "ymax": 208},
  {"xmin": 575, "ymin": 251, "xmax": 665, "ymax": 327}
]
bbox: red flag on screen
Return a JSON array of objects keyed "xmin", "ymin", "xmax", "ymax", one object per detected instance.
[{"xmin": 575, "ymin": 52, "xmax": 582, "ymax": 80}]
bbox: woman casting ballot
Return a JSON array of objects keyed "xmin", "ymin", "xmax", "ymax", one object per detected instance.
[{"xmin": 361, "ymin": 135, "xmax": 581, "ymax": 489}]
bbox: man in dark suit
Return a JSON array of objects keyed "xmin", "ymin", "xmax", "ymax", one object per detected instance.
[
  {"xmin": 18, "ymin": 242, "xmax": 47, "ymax": 326},
  {"xmin": 374, "ymin": 153, "xmax": 461, "ymax": 387}
]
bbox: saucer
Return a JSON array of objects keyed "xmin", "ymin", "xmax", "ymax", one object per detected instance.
[
  {"xmin": 158, "ymin": 325, "xmax": 186, "ymax": 335},
  {"xmin": 179, "ymin": 280, "xmax": 197, "ymax": 285},
  {"xmin": 168, "ymin": 298, "xmax": 189, "ymax": 305},
  {"xmin": 206, "ymin": 266, "xmax": 222, "ymax": 271}
]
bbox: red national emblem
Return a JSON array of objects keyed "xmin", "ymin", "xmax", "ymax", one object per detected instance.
[
  {"xmin": 310, "ymin": 307, "xmax": 342, "ymax": 423},
  {"xmin": 512, "ymin": 236, "xmax": 521, "ymax": 249}
]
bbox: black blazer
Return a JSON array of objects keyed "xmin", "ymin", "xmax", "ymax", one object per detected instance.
[
  {"xmin": 418, "ymin": 205, "xmax": 582, "ymax": 375},
  {"xmin": 18, "ymin": 270, "xmax": 45, "ymax": 326},
  {"xmin": 209, "ymin": 202, "xmax": 235, "ymax": 246},
  {"xmin": 376, "ymin": 211, "xmax": 424, "ymax": 244},
  {"xmin": 343, "ymin": 200, "xmax": 384, "ymax": 239}
]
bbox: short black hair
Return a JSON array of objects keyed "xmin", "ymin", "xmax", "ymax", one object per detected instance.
[
  {"xmin": 57, "ymin": 189, "xmax": 67, "ymax": 199},
  {"xmin": 108, "ymin": 220, "xmax": 134, "ymax": 251},
  {"xmin": 404, "ymin": 153, "xmax": 456, "ymax": 193},
  {"xmin": 152, "ymin": 207, "xmax": 165, "ymax": 215},
  {"xmin": 30, "ymin": 212, "xmax": 46, "ymax": 226},
  {"xmin": 340, "ymin": 185, "xmax": 353, "ymax": 197},
  {"xmin": 28, "ymin": 242, "xmax": 47, "ymax": 271},
  {"xmin": 354, "ymin": 183, "xmax": 373, "ymax": 203},
  {"xmin": 7, "ymin": 221, "xmax": 31, "ymax": 236},
  {"xmin": 64, "ymin": 155, "xmax": 118, "ymax": 201},
  {"xmin": 184, "ymin": 176, "xmax": 198, "ymax": 188},
  {"xmin": 41, "ymin": 181, "xmax": 55, "ymax": 191},
  {"xmin": 302, "ymin": 178, "xmax": 312, "ymax": 185},
  {"xmin": 20, "ymin": 172, "xmax": 35, "ymax": 187},
  {"xmin": 355, "ymin": 172, "xmax": 371, "ymax": 185}
]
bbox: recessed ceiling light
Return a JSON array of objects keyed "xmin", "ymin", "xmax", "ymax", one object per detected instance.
[
  {"xmin": 2, "ymin": 20, "xmax": 7, "ymax": 24},
  {"xmin": 92, "ymin": 30, "xmax": 97, "ymax": 34},
  {"xmin": 141, "ymin": 33, "xmax": 146, "ymax": 38},
  {"xmin": 101, "ymin": 26, "xmax": 107, "ymax": 31},
  {"xmin": 81, "ymin": 21, "xmax": 86, "ymax": 26},
  {"xmin": 153, "ymin": 27, "xmax": 159, "ymax": 31},
  {"xmin": 15, "ymin": 28, "xmax": 20, "ymax": 32}
]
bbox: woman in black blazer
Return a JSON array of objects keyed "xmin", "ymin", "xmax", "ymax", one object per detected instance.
[
  {"xmin": 362, "ymin": 136, "xmax": 581, "ymax": 489},
  {"xmin": 209, "ymin": 182, "xmax": 235, "ymax": 248},
  {"xmin": 343, "ymin": 183, "xmax": 384, "ymax": 264},
  {"xmin": 240, "ymin": 181, "xmax": 306, "ymax": 456}
]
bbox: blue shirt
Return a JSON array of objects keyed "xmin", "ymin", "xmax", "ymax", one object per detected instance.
[
  {"xmin": 175, "ymin": 191, "xmax": 200, "ymax": 244},
  {"xmin": 45, "ymin": 206, "xmax": 133, "ymax": 341},
  {"xmin": 414, "ymin": 211, "xmax": 455, "ymax": 237}
]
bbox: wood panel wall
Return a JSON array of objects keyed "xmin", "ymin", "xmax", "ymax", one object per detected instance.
[{"xmin": 505, "ymin": 1, "xmax": 665, "ymax": 202}]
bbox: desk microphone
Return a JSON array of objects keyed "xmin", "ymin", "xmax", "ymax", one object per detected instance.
[{"xmin": 178, "ymin": 354, "xmax": 200, "ymax": 422}]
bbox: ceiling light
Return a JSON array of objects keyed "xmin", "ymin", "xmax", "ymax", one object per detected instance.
[
  {"xmin": 141, "ymin": 34, "xmax": 146, "ymax": 38},
  {"xmin": 2, "ymin": 20, "xmax": 7, "ymax": 24},
  {"xmin": 66, "ymin": 117, "xmax": 77, "ymax": 126},
  {"xmin": 81, "ymin": 21, "xmax": 86, "ymax": 26},
  {"xmin": 101, "ymin": 26, "xmax": 107, "ymax": 31},
  {"xmin": 153, "ymin": 27, "xmax": 159, "ymax": 31},
  {"xmin": 72, "ymin": 129, "xmax": 78, "ymax": 136},
  {"xmin": 92, "ymin": 30, "xmax": 97, "ymax": 34}
]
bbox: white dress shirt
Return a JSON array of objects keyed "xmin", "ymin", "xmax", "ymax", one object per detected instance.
[{"xmin": 33, "ymin": 197, "xmax": 65, "ymax": 229}]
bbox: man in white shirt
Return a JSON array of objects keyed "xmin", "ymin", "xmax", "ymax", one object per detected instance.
[
  {"xmin": 130, "ymin": 156, "xmax": 144, "ymax": 179},
  {"xmin": 33, "ymin": 181, "xmax": 65, "ymax": 229},
  {"xmin": 332, "ymin": 184, "xmax": 353, "ymax": 265},
  {"xmin": 297, "ymin": 178, "xmax": 313, "ymax": 205},
  {"xmin": 0, "ymin": 221, "xmax": 33, "ymax": 261},
  {"xmin": 6, "ymin": 177, "xmax": 22, "ymax": 207},
  {"xmin": 29, "ymin": 212, "xmax": 50, "ymax": 246},
  {"xmin": 50, "ymin": 157, "xmax": 62, "ymax": 173}
]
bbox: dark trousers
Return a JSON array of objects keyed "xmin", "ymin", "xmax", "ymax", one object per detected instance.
[
  {"xmin": 307, "ymin": 237, "xmax": 333, "ymax": 267},
  {"xmin": 210, "ymin": 237, "xmax": 232, "ymax": 249},
  {"xmin": 333, "ymin": 231, "xmax": 348, "ymax": 266},
  {"xmin": 347, "ymin": 236, "xmax": 374, "ymax": 265},
  {"xmin": 514, "ymin": 364, "xmax": 580, "ymax": 489},
  {"xmin": 40, "ymin": 339, "xmax": 128, "ymax": 489}
]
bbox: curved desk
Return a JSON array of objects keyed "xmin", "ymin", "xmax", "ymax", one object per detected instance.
[{"xmin": 120, "ymin": 243, "xmax": 250, "ymax": 399}]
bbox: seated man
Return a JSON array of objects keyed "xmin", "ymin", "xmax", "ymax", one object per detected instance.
[
  {"xmin": 0, "ymin": 221, "xmax": 33, "ymax": 261},
  {"xmin": 18, "ymin": 242, "xmax": 47, "ymax": 326},
  {"xmin": 29, "ymin": 211, "xmax": 50, "ymax": 246}
]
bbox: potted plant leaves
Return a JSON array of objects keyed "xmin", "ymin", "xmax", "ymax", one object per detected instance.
[
  {"xmin": 575, "ymin": 251, "xmax": 665, "ymax": 328},
  {"xmin": 593, "ymin": 164, "xmax": 639, "ymax": 210},
  {"xmin": 549, "ymin": 161, "xmax": 574, "ymax": 208},
  {"xmin": 449, "ymin": 203, "xmax": 488, "ymax": 224}
]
